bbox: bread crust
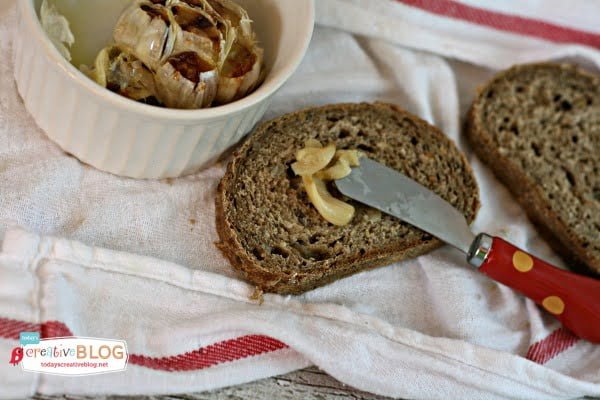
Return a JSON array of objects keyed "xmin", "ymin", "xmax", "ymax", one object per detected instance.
[
  {"xmin": 465, "ymin": 63, "xmax": 600, "ymax": 274},
  {"xmin": 217, "ymin": 102, "xmax": 480, "ymax": 294}
]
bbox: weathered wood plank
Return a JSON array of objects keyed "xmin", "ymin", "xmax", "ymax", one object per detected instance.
[{"xmin": 31, "ymin": 367, "xmax": 393, "ymax": 400}]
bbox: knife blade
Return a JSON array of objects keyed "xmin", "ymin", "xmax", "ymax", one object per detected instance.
[
  {"xmin": 335, "ymin": 157, "xmax": 475, "ymax": 254},
  {"xmin": 334, "ymin": 157, "xmax": 600, "ymax": 343}
]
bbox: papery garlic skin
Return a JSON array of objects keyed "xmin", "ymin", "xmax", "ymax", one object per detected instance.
[
  {"xmin": 41, "ymin": 0, "xmax": 75, "ymax": 61},
  {"xmin": 207, "ymin": 0, "xmax": 253, "ymax": 39},
  {"xmin": 155, "ymin": 51, "xmax": 218, "ymax": 109},
  {"xmin": 113, "ymin": 0, "xmax": 176, "ymax": 71}
]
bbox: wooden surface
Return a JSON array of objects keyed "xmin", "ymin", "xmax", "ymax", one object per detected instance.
[
  {"xmin": 26, "ymin": 366, "xmax": 600, "ymax": 399},
  {"xmin": 32, "ymin": 366, "xmax": 393, "ymax": 400}
]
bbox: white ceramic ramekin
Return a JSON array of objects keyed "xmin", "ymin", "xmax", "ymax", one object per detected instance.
[{"xmin": 14, "ymin": 0, "xmax": 314, "ymax": 178}]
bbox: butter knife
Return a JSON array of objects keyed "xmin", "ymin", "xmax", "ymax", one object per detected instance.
[{"xmin": 336, "ymin": 157, "xmax": 600, "ymax": 343}]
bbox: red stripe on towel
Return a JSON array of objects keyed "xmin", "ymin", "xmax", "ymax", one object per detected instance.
[
  {"xmin": 0, "ymin": 317, "xmax": 72, "ymax": 339},
  {"xmin": 525, "ymin": 327, "xmax": 579, "ymax": 364},
  {"xmin": 397, "ymin": 0, "xmax": 600, "ymax": 48},
  {"xmin": 129, "ymin": 335, "xmax": 288, "ymax": 371},
  {"xmin": 0, "ymin": 319, "xmax": 38, "ymax": 339},
  {"xmin": 0, "ymin": 317, "xmax": 288, "ymax": 371},
  {"xmin": 2, "ymin": 317, "xmax": 580, "ymax": 369}
]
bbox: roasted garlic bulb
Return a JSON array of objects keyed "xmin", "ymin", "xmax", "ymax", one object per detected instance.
[
  {"xmin": 170, "ymin": 2, "xmax": 224, "ymax": 66},
  {"xmin": 85, "ymin": 45, "xmax": 158, "ymax": 103},
  {"xmin": 216, "ymin": 40, "xmax": 263, "ymax": 104},
  {"xmin": 83, "ymin": 0, "xmax": 263, "ymax": 109},
  {"xmin": 204, "ymin": 0, "xmax": 264, "ymax": 104},
  {"xmin": 155, "ymin": 51, "xmax": 218, "ymax": 108}
]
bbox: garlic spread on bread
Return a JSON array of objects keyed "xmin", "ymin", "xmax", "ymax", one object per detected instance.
[{"xmin": 292, "ymin": 140, "xmax": 362, "ymax": 226}]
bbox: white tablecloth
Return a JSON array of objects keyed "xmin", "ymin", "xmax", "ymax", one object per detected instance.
[{"xmin": 1, "ymin": 1, "xmax": 599, "ymax": 398}]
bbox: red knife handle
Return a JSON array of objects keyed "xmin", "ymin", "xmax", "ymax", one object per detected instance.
[{"xmin": 468, "ymin": 234, "xmax": 600, "ymax": 343}]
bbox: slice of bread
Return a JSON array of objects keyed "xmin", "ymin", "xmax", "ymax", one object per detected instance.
[
  {"xmin": 216, "ymin": 103, "xmax": 480, "ymax": 294},
  {"xmin": 466, "ymin": 63, "xmax": 600, "ymax": 275}
]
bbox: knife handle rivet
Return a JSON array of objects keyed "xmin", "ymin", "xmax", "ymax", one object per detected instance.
[{"xmin": 512, "ymin": 251, "xmax": 534, "ymax": 272}]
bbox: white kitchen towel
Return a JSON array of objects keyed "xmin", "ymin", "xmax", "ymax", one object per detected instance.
[{"xmin": 0, "ymin": 0, "xmax": 599, "ymax": 399}]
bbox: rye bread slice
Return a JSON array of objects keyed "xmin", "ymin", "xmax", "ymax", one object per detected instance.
[
  {"xmin": 466, "ymin": 63, "xmax": 600, "ymax": 275},
  {"xmin": 216, "ymin": 103, "xmax": 480, "ymax": 294}
]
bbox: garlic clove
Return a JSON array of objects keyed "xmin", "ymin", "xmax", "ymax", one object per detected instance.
[
  {"xmin": 304, "ymin": 139, "xmax": 322, "ymax": 148},
  {"xmin": 315, "ymin": 158, "xmax": 352, "ymax": 181},
  {"xmin": 336, "ymin": 149, "xmax": 362, "ymax": 167},
  {"xmin": 89, "ymin": 45, "xmax": 114, "ymax": 88},
  {"xmin": 292, "ymin": 143, "xmax": 336, "ymax": 176},
  {"xmin": 155, "ymin": 51, "xmax": 218, "ymax": 109},
  {"xmin": 302, "ymin": 176, "xmax": 355, "ymax": 226}
]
